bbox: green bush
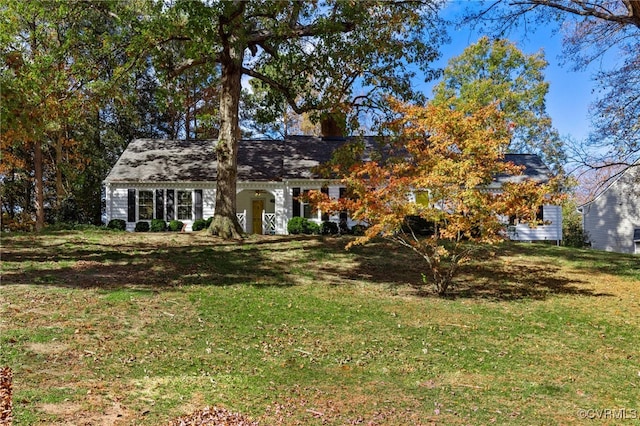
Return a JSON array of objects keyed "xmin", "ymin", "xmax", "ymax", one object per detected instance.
[
  {"xmin": 563, "ymin": 214, "xmax": 588, "ymax": 248},
  {"xmin": 168, "ymin": 220, "xmax": 184, "ymax": 232},
  {"xmin": 287, "ymin": 217, "xmax": 320, "ymax": 235},
  {"xmin": 192, "ymin": 219, "xmax": 207, "ymax": 231},
  {"xmin": 150, "ymin": 219, "xmax": 167, "ymax": 232},
  {"xmin": 351, "ymin": 224, "xmax": 368, "ymax": 236},
  {"xmin": 562, "ymin": 200, "xmax": 588, "ymax": 248},
  {"xmin": 205, "ymin": 217, "xmax": 213, "ymax": 227},
  {"xmin": 287, "ymin": 217, "xmax": 304, "ymax": 234},
  {"xmin": 320, "ymin": 221, "xmax": 339, "ymax": 235},
  {"xmin": 107, "ymin": 219, "xmax": 127, "ymax": 231},
  {"xmin": 307, "ymin": 221, "xmax": 320, "ymax": 235},
  {"xmin": 134, "ymin": 221, "xmax": 150, "ymax": 232}
]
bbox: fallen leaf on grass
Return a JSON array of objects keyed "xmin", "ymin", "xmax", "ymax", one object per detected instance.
[{"xmin": 167, "ymin": 406, "xmax": 259, "ymax": 426}]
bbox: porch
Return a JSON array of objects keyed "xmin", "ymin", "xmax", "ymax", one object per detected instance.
[
  {"xmin": 236, "ymin": 210, "xmax": 277, "ymax": 235},
  {"xmin": 235, "ymin": 187, "xmax": 285, "ymax": 235}
]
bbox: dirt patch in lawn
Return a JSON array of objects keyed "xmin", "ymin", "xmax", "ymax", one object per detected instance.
[
  {"xmin": 25, "ymin": 342, "xmax": 70, "ymax": 356},
  {"xmin": 38, "ymin": 399, "xmax": 133, "ymax": 426}
]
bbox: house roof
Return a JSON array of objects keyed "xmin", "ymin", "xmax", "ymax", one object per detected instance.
[
  {"xmin": 489, "ymin": 154, "xmax": 554, "ymax": 189},
  {"xmin": 104, "ymin": 137, "xmax": 553, "ymax": 184},
  {"xmin": 578, "ymin": 160, "xmax": 640, "ymax": 208},
  {"xmin": 104, "ymin": 136, "xmax": 350, "ymax": 183}
]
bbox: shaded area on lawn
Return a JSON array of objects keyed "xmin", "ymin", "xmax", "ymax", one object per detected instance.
[
  {"xmin": 2, "ymin": 231, "xmax": 638, "ymax": 425},
  {"xmin": 0, "ymin": 231, "xmax": 618, "ymax": 301}
]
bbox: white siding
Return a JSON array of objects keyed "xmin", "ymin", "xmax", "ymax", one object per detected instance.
[
  {"xmin": 273, "ymin": 188, "xmax": 286, "ymax": 234},
  {"xmin": 582, "ymin": 166, "xmax": 640, "ymax": 254},
  {"xmin": 203, "ymin": 189, "xmax": 215, "ymax": 220},
  {"xmin": 108, "ymin": 186, "xmax": 133, "ymax": 231},
  {"xmin": 509, "ymin": 205, "xmax": 562, "ymax": 242},
  {"xmin": 106, "ymin": 184, "xmax": 217, "ymax": 232}
]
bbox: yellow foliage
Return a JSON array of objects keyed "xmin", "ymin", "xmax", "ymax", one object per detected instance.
[{"xmin": 313, "ymin": 99, "xmax": 561, "ymax": 295}]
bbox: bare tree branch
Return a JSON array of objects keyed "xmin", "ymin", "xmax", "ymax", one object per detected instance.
[{"xmin": 508, "ymin": 0, "xmax": 640, "ymax": 27}]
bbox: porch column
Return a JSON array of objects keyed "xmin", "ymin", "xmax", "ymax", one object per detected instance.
[{"xmin": 273, "ymin": 188, "xmax": 286, "ymax": 235}]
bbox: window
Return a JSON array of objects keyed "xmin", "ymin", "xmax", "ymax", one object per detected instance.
[
  {"xmin": 177, "ymin": 191, "xmax": 192, "ymax": 220},
  {"xmin": 138, "ymin": 191, "xmax": 154, "ymax": 220},
  {"xmin": 509, "ymin": 205, "xmax": 543, "ymax": 225},
  {"xmin": 292, "ymin": 187, "xmax": 318, "ymax": 219},
  {"xmin": 302, "ymin": 189, "xmax": 317, "ymax": 219},
  {"xmin": 415, "ymin": 191, "xmax": 430, "ymax": 207}
]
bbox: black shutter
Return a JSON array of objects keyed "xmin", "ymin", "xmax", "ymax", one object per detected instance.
[
  {"xmin": 155, "ymin": 190, "xmax": 164, "ymax": 220},
  {"xmin": 320, "ymin": 187, "xmax": 330, "ymax": 221},
  {"xmin": 338, "ymin": 187, "xmax": 348, "ymax": 223},
  {"xmin": 194, "ymin": 189, "xmax": 203, "ymax": 220},
  {"xmin": 166, "ymin": 190, "xmax": 175, "ymax": 220},
  {"xmin": 127, "ymin": 189, "xmax": 136, "ymax": 222},
  {"xmin": 292, "ymin": 187, "xmax": 301, "ymax": 217}
]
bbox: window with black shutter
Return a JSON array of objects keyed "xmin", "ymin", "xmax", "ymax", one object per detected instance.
[
  {"xmin": 292, "ymin": 187, "xmax": 301, "ymax": 217},
  {"xmin": 338, "ymin": 187, "xmax": 348, "ymax": 226},
  {"xmin": 127, "ymin": 189, "xmax": 136, "ymax": 222},
  {"xmin": 138, "ymin": 190, "xmax": 154, "ymax": 220},
  {"xmin": 166, "ymin": 190, "xmax": 175, "ymax": 221},
  {"xmin": 320, "ymin": 187, "xmax": 329, "ymax": 221},
  {"xmin": 155, "ymin": 190, "xmax": 164, "ymax": 220},
  {"xmin": 194, "ymin": 190, "xmax": 203, "ymax": 220}
]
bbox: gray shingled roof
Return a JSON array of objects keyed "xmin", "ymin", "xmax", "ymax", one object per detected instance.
[
  {"xmin": 104, "ymin": 137, "xmax": 552, "ymax": 184},
  {"xmin": 104, "ymin": 136, "xmax": 349, "ymax": 183},
  {"xmin": 488, "ymin": 154, "xmax": 553, "ymax": 188}
]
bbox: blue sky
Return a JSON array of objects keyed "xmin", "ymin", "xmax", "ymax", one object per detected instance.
[{"xmin": 416, "ymin": 3, "xmax": 597, "ymax": 144}]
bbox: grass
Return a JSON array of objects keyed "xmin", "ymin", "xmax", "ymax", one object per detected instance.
[{"xmin": 1, "ymin": 230, "xmax": 639, "ymax": 425}]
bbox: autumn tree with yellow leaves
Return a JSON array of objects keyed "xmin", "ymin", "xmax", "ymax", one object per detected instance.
[{"xmin": 311, "ymin": 100, "xmax": 561, "ymax": 295}]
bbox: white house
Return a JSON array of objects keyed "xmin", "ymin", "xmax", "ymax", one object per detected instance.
[
  {"xmin": 578, "ymin": 163, "xmax": 640, "ymax": 254},
  {"xmin": 104, "ymin": 137, "xmax": 356, "ymax": 234},
  {"xmin": 104, "ymin": 137, "xmax": 562, "ymax": 241}
]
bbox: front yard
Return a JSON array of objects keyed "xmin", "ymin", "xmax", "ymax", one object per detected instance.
[{"xmin": 1, "ymin": 230, "xmax": 639, "ymax": 424}]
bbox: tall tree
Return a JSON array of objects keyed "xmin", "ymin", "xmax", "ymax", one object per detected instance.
[
  {"xmin": 431, "ymin": 37, "xmax": 565, "ymax": 173},
  {"xmin": 0, "ymin": 0, "xmax": 146, "ymax": 228},
  {"xmin": 157, "ymin": 0, "xmax": 447, "ymax": 239},
  {"xmin": 310, "ymin": 99, "xmax": 561, "ymax": 295},
  {"xmin": 464, "ymin": 1, "xmax": 640, "ymax": 173}
]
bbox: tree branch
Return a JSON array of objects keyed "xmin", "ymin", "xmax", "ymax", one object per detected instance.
[
  {"xmin": 248, "ymin": 20, "xmax": 355, "ymax": 44},
  {"xmin": 168, "ymin": 55, "xmax": 219, "ymax": 78},
  {"xmin": 510, "ymin": 0, "xmax": 640, "ymax": 27},
  {"xmin": 241, "ymin": 67, "xmax": 310, "ymax": 114}
]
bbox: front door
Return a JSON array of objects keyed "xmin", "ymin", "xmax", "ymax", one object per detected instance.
[{"xmin": 252, "ymin": 199, "xmax": 264, "ymax": 234}]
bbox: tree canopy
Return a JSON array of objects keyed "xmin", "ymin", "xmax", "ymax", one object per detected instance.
[
  {"xmin": 147, "ymin": 0, "xmax": 448, "ymax": 238},
  {"xmin": 311, "ymin": 99, "xmax": 562, "ymax": 295},
  {"xmin": 463, "ymin": 0, "xmax": 640, "ymax": 174},
  {"xmin": 431, "ymin": 36, "xmax": 565, "ymax": 173},
  {"xmin": 0, "ymin": 1, "xmax": 135, "ymax": 229}
]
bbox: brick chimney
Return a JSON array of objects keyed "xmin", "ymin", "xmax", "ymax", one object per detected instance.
[{"xmin": 320, "ymin": 112, "xmax": 346, "ymax": 139}]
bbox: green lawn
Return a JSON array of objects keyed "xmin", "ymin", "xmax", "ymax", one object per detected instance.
[{"xmin": 1, "ymin": 230, "xmax": 639, "ymax": 425}]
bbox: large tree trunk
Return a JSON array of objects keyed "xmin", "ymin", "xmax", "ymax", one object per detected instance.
[
  {"xmin": 34, "ymin": 142, "xmax": 44, "ymax": 232},
  {"xmin": 208, "ymin": 41, "xmax": 244, "ymax": 239}
]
